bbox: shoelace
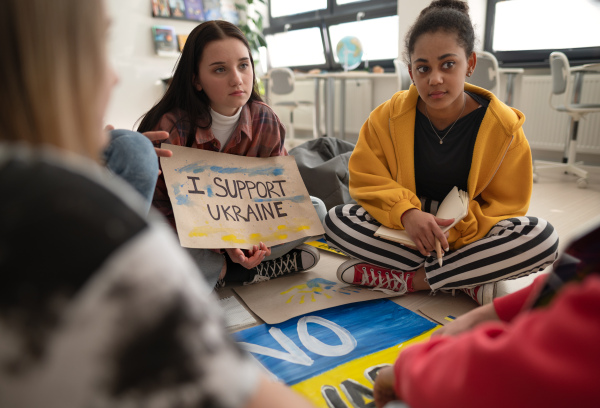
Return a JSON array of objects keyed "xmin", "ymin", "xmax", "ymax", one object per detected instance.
[
  {"xmin": 254, "ymin": 252, "xmax": 299, "ymax": 279},
  {"xmin": 213, "ymin": 278, "xmax": 225, "ymax": 290},
  {"xmin": 360, "ymin": 267, "xmax": 409, "ymax": 295}
]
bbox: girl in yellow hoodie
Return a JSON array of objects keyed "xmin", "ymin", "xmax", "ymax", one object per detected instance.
[{"xmin": 323, "ymin": 0, "xmax": 559, "ymax": 305}]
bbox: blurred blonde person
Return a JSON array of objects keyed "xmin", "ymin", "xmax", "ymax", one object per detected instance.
[{"xmin": 0, "ymin": 1, "xmax": 315, "ymax": 407}]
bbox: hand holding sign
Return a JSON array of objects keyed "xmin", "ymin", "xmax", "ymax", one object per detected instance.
[{"xmin": 160, "ymin": 145, "xmax": 325, "ymax": 249}]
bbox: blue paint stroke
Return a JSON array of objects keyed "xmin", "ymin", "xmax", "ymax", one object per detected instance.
[
  {"xmin": 206, "ymin": 186, "xmax": 214, "ymax": 197},
  {"xmin": 299, "ymin": 278, "xmax": 360, "ymax": 295},
  {"xmin": 306, "ymin": 278, "xmax": 337, "ymax": 289},
  {"xmin": 233, "ymin": 299, "xmax": 435, "ymax": 385},
  {"xmin": 175, "ymin": 195, "xmax": 193, "ymax": 206},
  {"xmin": 172, "ymin": 183, "xmax": 182, "ymax": 195},
  {"xmin": 254, "ymin": 195, "xmax": 305, "ymax": 203},
  {"xmin": 332, "ymin": 287, "xmax": 362, "ymax": 295},
  {"xmin": 176, "ymin": 161, "xmax": 285, "ymax": 177}
]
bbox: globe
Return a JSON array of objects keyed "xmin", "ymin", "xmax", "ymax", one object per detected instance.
[{"xmin": 336, "ymin": 36, "xmax": 363, "ymax": 71}]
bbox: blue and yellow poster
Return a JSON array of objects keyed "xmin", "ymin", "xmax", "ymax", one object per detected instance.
[{"xmin": 234, "ymin": 299, "xmax": 438, "ymax": 407}]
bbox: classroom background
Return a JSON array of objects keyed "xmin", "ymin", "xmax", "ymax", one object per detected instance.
[{"xmin": 105, "ymin": 0, "xmax": 600, "ymax": 170}]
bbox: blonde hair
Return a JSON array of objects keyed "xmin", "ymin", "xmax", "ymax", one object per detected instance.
[{"xmin": 0, "ymin": 0, "xmax": 107, "ymax": 159}]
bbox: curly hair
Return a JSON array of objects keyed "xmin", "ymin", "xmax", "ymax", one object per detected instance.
[{"xmin": 404, "ymin": 0, "xmax": 475, "ymax": 65}]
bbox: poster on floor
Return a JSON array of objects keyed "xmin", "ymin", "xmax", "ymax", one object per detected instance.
[
  {"xmin": 160, "ymin": 144, "xmax": 325, "ymax": 249},
  {"xmin": 234, "ymin": 299, "xmax": 438, "ymax": 408},
  {"xmin": 233, "ymin": 269, "xmax": 404, "ymax": 325}
]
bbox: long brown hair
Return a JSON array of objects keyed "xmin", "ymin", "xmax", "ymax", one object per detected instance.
[
  {"xmin": 0, "ymin": 0, "xmax": 107, "ymax": 159},
  {"xmin": 137, "ymin": 20, "xmax": 263, "ymax": 147}
]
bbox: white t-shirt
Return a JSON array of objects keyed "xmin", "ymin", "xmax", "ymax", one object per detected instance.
[{"xmin": 210, "ymin": 107, "xmax": 242, "ymax": 151}]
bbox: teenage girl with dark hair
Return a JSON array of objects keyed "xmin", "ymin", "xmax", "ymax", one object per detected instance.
[
  {"xmin": 324, "ymin": 0, "xmax": 559, "ymax": 305},
  {"xmin": 138, "ymin": 20, "xmax": 325, "ymax": 288}
]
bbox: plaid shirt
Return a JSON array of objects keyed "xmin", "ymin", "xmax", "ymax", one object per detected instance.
[{"xmin": 152, "ymin": 101, "xmax": 287, "ymax": 230}]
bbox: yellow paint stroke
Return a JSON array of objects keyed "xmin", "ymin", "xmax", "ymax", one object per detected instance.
[
  {"xmin": 280, "ymin": 283, "xmax": 337, "ymax": 304},
  {"xmin": 221, "ymin": 234, "xmax": 247, "ymax": 244},
  {"xmin": 280, "ymin": 284, "xmax": 308, "ymax": 295},
  {"xmin": 188, "ymin": 219, "xmax": 317, "ymax": 246},
  {"xmin": 291, "ymin": 327, "xmax": 440, "ymax": 408}
]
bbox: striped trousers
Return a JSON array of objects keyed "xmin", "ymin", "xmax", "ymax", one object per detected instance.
[{"xmin": 323, "ymin": 203, "xmax": 559, "ymax": 291}]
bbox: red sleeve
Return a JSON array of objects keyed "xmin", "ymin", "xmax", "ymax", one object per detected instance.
[
  {"xmin": 393, "ymin": 274, "xmax": 600, "ymax": 408},
  {"xmin": 493, "ymin": 273, "xmax": 548, "ymax": 322}
]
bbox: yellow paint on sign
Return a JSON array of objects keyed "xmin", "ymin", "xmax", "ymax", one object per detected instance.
[{"xmin": 291, "ymin": 327, "xmax": 439, "ymax": 407}]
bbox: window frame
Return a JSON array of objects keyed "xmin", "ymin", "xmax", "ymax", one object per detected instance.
[
  {"xmin": 265, "ymin": 0, "xmax": 397, "ymax": 71},
  {"xmin": 484, "ymin": 0, "xmax": 600, "ymax": 68}
]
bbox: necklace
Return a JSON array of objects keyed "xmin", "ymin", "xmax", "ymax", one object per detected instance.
[{"xmin": 424, "ymin": 93, "xmax": 466, "ymax": 145}]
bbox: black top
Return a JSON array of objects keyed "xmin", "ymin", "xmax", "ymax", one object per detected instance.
[{"xmin": 414, "ymin": 91, "xmax": 489, "ymax": 201}]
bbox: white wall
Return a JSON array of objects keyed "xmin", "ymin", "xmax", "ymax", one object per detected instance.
[
  {"xmin": 104, "ymin": 0, "xmax": 200, "ymax": 129},
  {"xmin": 397, "ymin": 0, "xmax": 487, "ymax": 62}
]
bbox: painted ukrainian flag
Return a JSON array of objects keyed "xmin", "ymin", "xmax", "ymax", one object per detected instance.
[{"xmin": 234, "ymin": 299, "xmax": 438, "ymax": 407}]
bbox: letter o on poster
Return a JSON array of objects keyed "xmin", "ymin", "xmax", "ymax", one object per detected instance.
[{"xmin": 297, "ymin": 316, "xmax": 357, "ymax": 357}]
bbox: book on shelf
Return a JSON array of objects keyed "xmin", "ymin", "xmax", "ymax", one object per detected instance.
[
  {"xmin": 152, "ymin": 26, "xmax": 179, "ymax": 57},
  {"xmin": 152, "ymin": 0, "xmax": 171, "ymax": 17},
  {"xmin": 203, "ymin": 0, "xmax": 222, "ymax": 20},
  {"xmin": 168, "ymin": 0, "xmax": 186, "ymax": 18},
  {"xmin": 177, "ymin": 34, "xmax": 188, "ymax": 52},
  {"xmin": 374, "ymin": 186, "xmax": 469, "ymax": 246},
  {"xmin": 184, "ymin": 0, "xmax": 205, "ymax": 21}
]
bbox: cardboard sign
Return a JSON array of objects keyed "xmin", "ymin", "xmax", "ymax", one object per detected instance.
[
  {"xmin": 160, "ymin": 145, "xmax": 325, "ymax": 249},
  {"xmin": 233, "ymin": 270, "xmax": 403, "ymax": 325},
  {"xmin": 234, "ymin": 299, "xmax": 438, "ymax": 407}
]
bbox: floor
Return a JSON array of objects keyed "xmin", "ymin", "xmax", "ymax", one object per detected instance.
[
  {"xmin": 500, "ymin": 162, "xmax": 600, "ymax": 294},
  {"xmin": 217, "ymin": 162, "xmax": 600, "ymax": 327}
]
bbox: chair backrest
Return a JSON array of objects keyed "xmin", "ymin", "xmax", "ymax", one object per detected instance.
[
  {"xmin": 469, "ymin": 51, "xmax": 500, "ymax": 95},
  {"xmin": 269, "ymin": 67, "xmax": 295, "ymax": 95},
  {"xmin": 549, "ymin": 51, "xmax": 570, "ymax": 96},
  {"xmin": 393, "ymin": 58, "xmax": 412, "ymax": 90}
]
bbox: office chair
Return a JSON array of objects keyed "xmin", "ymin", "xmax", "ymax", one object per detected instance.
[
  {"xmin": 393, "ymin": 58, "xmax": 412, "ymax": 91},
  {"xmin": 533, "ymin": 51, "xmax": 600, "ymax": 188},
  {"xmin": 269, "ymin": 67, "xmax": 315, "ymax": 148},
  {"xmin": 468, "ymin": 51, "xmax": 500, "ymax": 96}
]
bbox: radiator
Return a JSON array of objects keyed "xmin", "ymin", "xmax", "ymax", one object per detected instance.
[{"xmin": 518, "ymin": 75, "xmax": 600, "ymax": 154}]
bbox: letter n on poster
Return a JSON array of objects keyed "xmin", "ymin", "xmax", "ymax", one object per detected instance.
[{"xmin": 160, "ymin": 144, "xmax": 325, "ymax": 249}]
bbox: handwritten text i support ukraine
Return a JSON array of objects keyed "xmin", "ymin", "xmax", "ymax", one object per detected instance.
[{"xmin": 188, "ymin": 176, "xmax": 288, "ymax": 222}]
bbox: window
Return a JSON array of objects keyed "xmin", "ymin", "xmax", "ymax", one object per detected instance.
[
  {"xmin": 336, "ymin": 0, "xmax": 368, "ymax": 4},
  {"xmin": 328, "ymin": 15, "xmax": 399, "ymax": 66},
  {"xmin": 269, "ymin": 0, "xmax": 327, "ymax": 18},
  {"xmin": 265, "ymin": 0, "xmax": 397, "ymax": 71},
  {"xmin": 484, "ymin": 0, "xmax": 600, "ymax": 67},
  {"xmin": 266, "ymin": 27, "xmax": 327, "ymax": 68}
]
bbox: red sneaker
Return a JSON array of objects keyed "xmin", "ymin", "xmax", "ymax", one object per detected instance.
[
  {"xmin": 336, "ymin": 260, "xmax": 415, "ymax": 295},
  {"xmin": 462, "ymin": 282, "xmax": 497, "ymax": 305}
]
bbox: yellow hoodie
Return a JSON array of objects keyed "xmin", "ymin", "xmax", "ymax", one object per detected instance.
[{"xmin": 349, "ymin": 83, "xmax": 532, "ymax": 250}]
